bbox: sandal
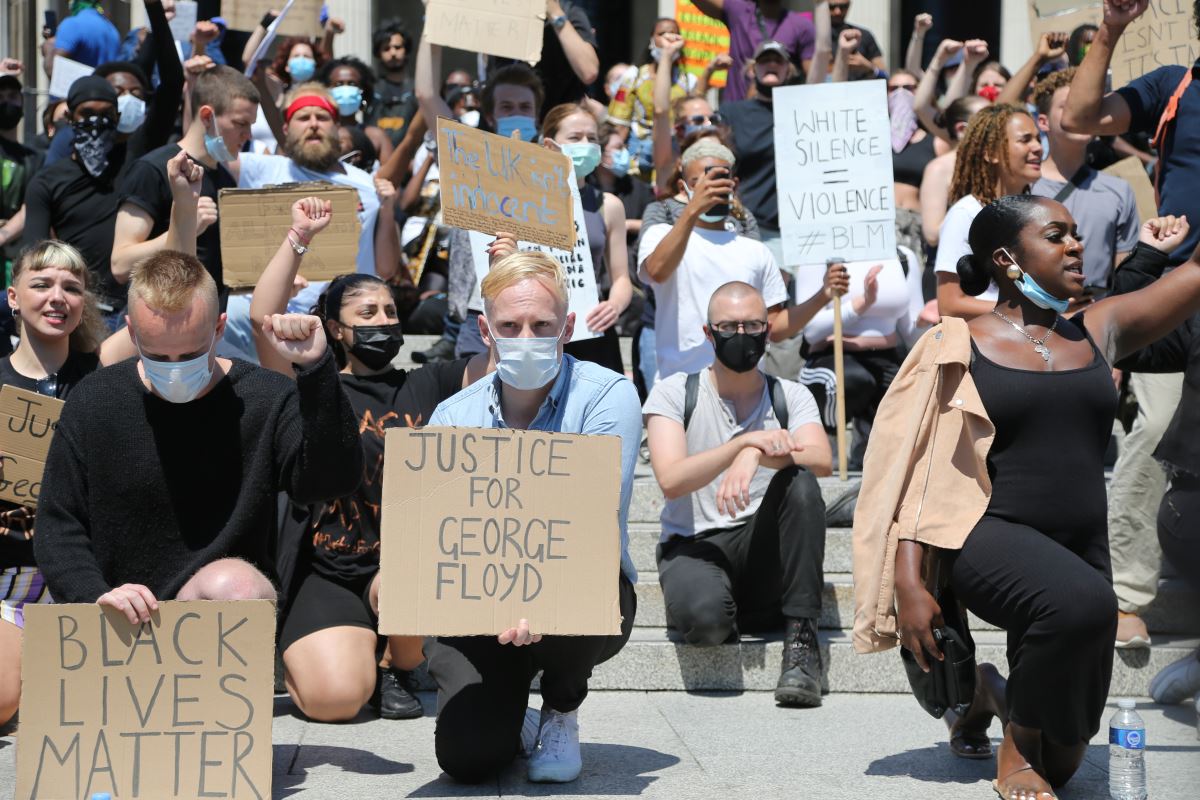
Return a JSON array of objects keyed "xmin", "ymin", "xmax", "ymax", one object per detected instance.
[
  {"xmin": 992, "ymin": 765, "xmax": 1058, "ymax": 800},
  {"xmin": 946, "ymin": 709, "xmax": 994, "ymax": 759}
]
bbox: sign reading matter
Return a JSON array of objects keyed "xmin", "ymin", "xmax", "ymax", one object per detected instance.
[
  {"xmin": 773, "ymin": 80, "xmax": 895, "ymax": 268},
  {"xmin": 0, "ymin": 386, "xmax": 63, "ymax": 508},
  {"xmin": 15, "ymin": 600, "xmax": 275, "ymax": 800},
  {"xmin": 423, "ymin": 0, "xmax": 545, "ymax": 64},
  {"xmin": 438, "ymin": 117, "xmax": 576, "ymax": 251},
  {"xmin": 218, "ymin": 183, "xmax": 362, "ymax": 288},
  {"xmin": 467, "ymin": 178, "xmax": 601, "ymax": 343},
  {"xmin": 378, "ymin": 428, "xmax": 622, "ymax": 637}
]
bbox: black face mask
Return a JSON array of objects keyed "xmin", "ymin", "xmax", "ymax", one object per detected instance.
[
  {"xmin": 0, "ymin": 102, "xmax": 22, "ymax": 130},
  {"xmin": 754, "ymin": 77, "xmax": 775, "ymax": 100},
  {"xmin": 346, "ymin": 323, "xmax": 404, "ymax": 370},
  {"xmin": 711, "ymin": 330, "xmax": 767, "ymax": 373}
]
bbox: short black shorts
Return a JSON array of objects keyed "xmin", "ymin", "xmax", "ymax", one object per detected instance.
[{"xmin": 279, "ymin": 569, "xmax": 378, "ymax": 653}]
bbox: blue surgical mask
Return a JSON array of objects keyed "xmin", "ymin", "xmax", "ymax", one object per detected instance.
[
  {"xmin": 495, "ymin": 115, "xmax": 538, "ymax": 142},
  {"xmin": 560, "ymin": 142, "xmax": 601, "ymax": 178},
  {"xmin": 116, "ymin": 93, "xmax": 146, "ymax": 134},
  {"xmin": 330, "ymin": 85, "xmax": 364, "ymax": 117},
  {"xmin": 609, "ymin": 146, "xmax": 631, "ymax": 178},
  {"xmin": 137, "ymin": 337, "xmax": 216, "ymax": 404},
  {"xmin": 288, "ymin": 56, "xmax": 316, "ymax": 82},
  {"xmin": 204, "ymin": 113, "xmax": 235, "ymax": 162},
  {"xmin": 1004, "ymin": 251, "xmax": 1070, "ymax": 313},
  {"xmin": 488, "ymin": 322, "xmax": 565, "ymax": 390}
]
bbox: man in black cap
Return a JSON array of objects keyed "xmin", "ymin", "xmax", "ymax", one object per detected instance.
[{"xmin": 23, "ymin": 76, "xmax": 129, "ymax": 328}]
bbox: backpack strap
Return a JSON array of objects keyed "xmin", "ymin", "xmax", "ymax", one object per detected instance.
[
  {"xmin": 766, "ymin": 375, "xmax": 789, "ymax": 430},
  {"xmin": 683, "ymin": 372, "xmax": 700, "ymax": 431},
  {"xmin": 1152, "ymin": 68, "xmax": 1194, "ymax": 209}
]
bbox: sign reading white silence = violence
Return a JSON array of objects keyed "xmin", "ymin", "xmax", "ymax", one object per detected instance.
[{"xmin": 773, "ymin": 80, "xmax": 896, "ymax": 268}]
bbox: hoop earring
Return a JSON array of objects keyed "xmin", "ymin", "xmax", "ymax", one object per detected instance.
[{"xmin": 1006, "ymin": 264, "xmax": 1022, "ymax": 281}]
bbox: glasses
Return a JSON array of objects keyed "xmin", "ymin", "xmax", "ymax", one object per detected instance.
[
  {"xmin": 829, "ymin": 2, "xmax": 851, "ymax": 10},
  {"xmin": 888, "ymin": 83, "xmax": 918, "ymax": 93},
  {"xmin": 682, "ymin": 113, "xmax": 724, "ymax": 128},
  {"xmin": 709, "ymin": 320, "xmax": 767, "ymax": 336}
]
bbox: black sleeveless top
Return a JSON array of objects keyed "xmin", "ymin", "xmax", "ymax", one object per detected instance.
[
  {"xmin": 970, "ymin": 318, "xmax": 1118, "ymax": 545},
  {"xmin": 892, "ymin": 134, "xmax": 937, "ymax": 188}
]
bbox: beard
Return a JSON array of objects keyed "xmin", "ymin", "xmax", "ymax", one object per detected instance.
[{"xmin": 286, "ymin": 126, "xmax": 341, "ymax": 173}]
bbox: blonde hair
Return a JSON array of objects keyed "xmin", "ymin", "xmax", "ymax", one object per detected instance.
[
  {"xmin": 480, "ymin": 251, "xmax": 568, "ymax": 312},
  {"xmin": 12, "ymin": 240, "xmax": 105, "ymax": 353},
  {"xmin": 128, "ymin": 250, "xmax": 219, "ymax": 317}
]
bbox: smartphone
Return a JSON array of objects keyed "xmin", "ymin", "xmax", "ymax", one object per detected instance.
[
  {"xmin": 703, "ymin": 165, "xmax": 731, "ymax": 218},
  {"xmin": 44, "ymin": 10, "xmax": 57, "ymax": 37}
]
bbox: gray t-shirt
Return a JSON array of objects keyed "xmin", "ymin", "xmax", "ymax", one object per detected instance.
[
  {"xmin": 1032, "ymin": 168, "xmax": 1140, "ymax": 289},
  {"xmin": 643, "ymin": 368, "xmax": 821, "ymax": 540}
]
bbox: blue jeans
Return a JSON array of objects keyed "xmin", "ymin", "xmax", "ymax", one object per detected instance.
[{"xmin": 638, "ymin": 326, "xmax": 657, "ymax": 393}]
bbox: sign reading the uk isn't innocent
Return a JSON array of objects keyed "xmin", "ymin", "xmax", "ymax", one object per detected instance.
[
  {"xmin": 378, "ymin": 427, "xmax": 622, "ymax": 637},
  {"xmin": 15, "ymin": 600, "xmax": 275, "ymax": 800},
  {"xmin": 773, "ymin": 80, "xmax": 895, "ymax": 268},
  {"xmin": 437, "ymin": 117, "xmax": 576, "ymax": 251}
]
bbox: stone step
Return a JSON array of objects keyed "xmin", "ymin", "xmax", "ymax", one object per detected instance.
[
  {"xmin": 588, "ymin": 629, "xmax": 1199, "ymax": 697},
  {"xmin": 628, "ymin": 569, "xmax": 1200, "ymax": 636}
]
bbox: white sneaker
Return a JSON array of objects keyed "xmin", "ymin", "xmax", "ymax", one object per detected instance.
[
  {"xmin": 1148, "ymin": 649, "xmax": 1200, "ymax": 704},
  {"xmin": 518, "ymin": 707, "xmax": 540, "ymax": 758},
  {"xmin": 527, "ymin": 707, "xmax": 581, "ymax": 783}
]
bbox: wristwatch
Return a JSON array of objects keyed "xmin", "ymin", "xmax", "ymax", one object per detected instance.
[{"xmin": 550, "ymin": 14, "xmax": 568, "ymax": 32}]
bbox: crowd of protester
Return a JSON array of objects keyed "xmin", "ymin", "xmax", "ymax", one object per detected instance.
[{"xmin": 0, "ymin": 0, "xmax": 1198, "ymax": 795}]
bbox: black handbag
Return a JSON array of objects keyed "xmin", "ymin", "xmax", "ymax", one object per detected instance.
[{"xmin": 900, "ymin": 554, "xmax": 977, "ymax": 719}]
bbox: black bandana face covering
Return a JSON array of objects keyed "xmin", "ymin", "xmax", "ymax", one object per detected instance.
[
  {"xmin": 347, "ymin": 323, "xmax": 405, "ymax": 369},
  {"xmin": 71, "ymin": 115, "xmax": 117, "ymax": 177},
  {"xmin": 712, "ymin": 330, "xmax": 768, "ymax": 373}
]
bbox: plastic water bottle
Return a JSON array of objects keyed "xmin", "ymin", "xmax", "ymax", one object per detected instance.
[{"xmin": 1109, "ymin": 698, "xmax": 1147, "ymax": 800}]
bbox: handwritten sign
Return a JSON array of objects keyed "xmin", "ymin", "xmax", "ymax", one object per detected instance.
[
  {"xmin": 224, "ymin": 0, "xmax": 322, "ymax": 38},
  {"xmin": 423, "ymin": 0, "xmax": 545, "ymax": 64},
  {"xmin": 48, "ymin": 56, "xmax": 94, "ymax": 101},
  {"xmin": 243, "ymin": 0, "xmax": 295, "ymax": 77},
  {"xmin": 0, "ymin": 386, "xmax": 64, "ymax": 509},
  {"xmin": 168, "ymin": 0, "xmax": 198, "ymax": 45},
  {"xmin": 438, "ymin": 117, "xmax": 576, "ymax": 251},
  {"xmin": 218, "ymin": 183, "xmax": 362, "ymax": 288},
  {"xmin": 15, "ymin": 600, "xmax": 275, "ymax": 800},
  {"xmin": 773, "ymin": 80, "xmax": 896, "ymax": 268},
  {"xmin": 676, "ymin": 1, "xmax": 730, "ymax": 89},
  {"xmin": 378, "ymin": 428, "xmax": 622, "ymax": 636},
  {"xmin": 467, "ymin": 179, "xmax": 600, "ymax": 343}
]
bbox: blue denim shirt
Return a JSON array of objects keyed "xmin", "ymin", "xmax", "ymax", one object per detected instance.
[{"xmin": 429, "ymin": 355, "xmax": 641, "ymax": 581}]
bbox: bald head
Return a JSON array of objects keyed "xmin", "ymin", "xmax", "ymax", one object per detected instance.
[{"xmin": 708, "ymin": 281, "xmax": 767, "ymax": 322}]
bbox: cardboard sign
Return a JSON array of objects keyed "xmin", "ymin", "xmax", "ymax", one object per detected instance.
[
  {"xmin": 423, "ymin": 0, "xmax": 545, "ymax": 65},
  {"xmin": 437, "ymin": 117, "xmax": 576, "ymax": 251},
  {"xmin": 15, "ymin": 600, "xmax": 275, "ymax": 800},
  {"xmin": 218, "ymin": 183, "xmax": 362, "ymax": 289},
  {"xmin": 676, "ymin": 1, "xmax": 731, "ymax": 89},
  {"xmin": 223, "ymin": 0, "xmax": 322, "ymax": 38},
  {"xmin": 467, "ymin": 179, "xmax": 601, "ymax": 343},
  {"xmin": 168, "ymin": 0, "xmax": 198, "ymax": 44},
  {"xmin": 378, "ymin": 428, "xmax": 623, "ymax": 637},
  {"xmin": 773, "ymin": 80, "xmax": 896, "ymax": 269},
  {"xmin": 0, "ymin": 386, "xmax": 64, "ymax": 509},
  {"xmin": 48, "ymin": 56, "xmax": 93, "ymax": 101},
  {"xmin": 243, "ymin": 0, "xmax": 295, "ymax": 76},
  {"xmin": 1104, "ymin": 155, "xmax": 1158, "ymax": 221}
]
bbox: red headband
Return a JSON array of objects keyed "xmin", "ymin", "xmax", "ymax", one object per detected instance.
[{"xmin": 284, "ymin": 95, "xmax": 337, "ymax": 123}]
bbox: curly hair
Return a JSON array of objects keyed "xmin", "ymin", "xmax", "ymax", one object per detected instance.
[
  {"xmin": 949, "ymin": 103, "xmax": 1032, "ymax": 206},
  {"xmin": 1032, "ymin": 67, "xmax": 1076, "ymax": 116},
  {"xmin": 268, "ymin": 37, "xmax": 325, "ymax": 90},
  {"xmin": 318, "ymin": 57, "xmax": 377, "ymax": 117}
]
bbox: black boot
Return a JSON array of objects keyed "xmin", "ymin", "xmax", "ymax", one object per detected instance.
[
  {"xmin": 775, "ymin": 617, "xmax": 823, "ymax": 707},
  {"xmin": 369, "ymin": 667, "xmax": 424, "ymax": 720},
  {"xmin": 412, "ymin": 338, "xmax": 455, "ymax": 364}
]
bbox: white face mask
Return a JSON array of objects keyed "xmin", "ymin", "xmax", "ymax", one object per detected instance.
[
  {"xmin": 116, "ymin": 93, "xmax": 146, "ymax": 134},
  {"xmin": 459, "ymin": 109, "xmax": 481, "ymax": 128},
  {"xmin": 488, "ymin": 322, "xmax": 565, "ymax": 391},
  {"xmin": 137, "ymin": 336, "xmax": 216, "ymax": 404}
]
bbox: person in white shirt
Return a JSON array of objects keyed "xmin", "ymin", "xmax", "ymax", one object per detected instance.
[{"xmin": 638, "ymin": 139, "xmax": 846, "ymax": 379}]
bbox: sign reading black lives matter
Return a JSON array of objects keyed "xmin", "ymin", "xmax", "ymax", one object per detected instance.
[
  {"xmin": 378, "ymin": 427, "xmax": 623, "ymax": 636},
  {"xmin": 773, "ymin": 80, "xmax": 895, "ymax": 267},
  {"xmin": 15, "ymin": 600, "xmax": 275, "ymax": 800}
]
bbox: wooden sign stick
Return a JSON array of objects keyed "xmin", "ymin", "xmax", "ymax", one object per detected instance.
[{"xmin": 832, "ymin": 291, "xmax": 848, "ymax": 482}]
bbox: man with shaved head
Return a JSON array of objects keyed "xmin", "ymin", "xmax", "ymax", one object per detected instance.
[{"xmin": 643, "ymin": 281, "xmax": 832, "ymax": 707}]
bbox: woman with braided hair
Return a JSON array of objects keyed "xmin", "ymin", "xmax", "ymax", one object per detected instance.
[{"xmin": 934, "ymin": 104, "xmax": 1045, "ymax": 319}]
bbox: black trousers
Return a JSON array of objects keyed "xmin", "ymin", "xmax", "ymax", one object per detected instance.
[
  {"xmin": 800, "ymin": 348, "xmax": 902, "ymax": 468},
  {"xmin": 656, "ymin": 467, "xmax": 826, "ymax": 646},
  {"xmin": 1159, "ymin": 474, "xmax": 1200, "ymax": 593},
  {"xmin": 950, "ymin": 517, "xmax": 1117, "ymax": 745},
  {"xmin": 424, "ymin": 575, "xmax": 636, "ymax": 783}
]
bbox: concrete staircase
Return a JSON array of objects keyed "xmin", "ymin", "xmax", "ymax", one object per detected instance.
[{"xmin": 397, "ymin": 335, "xmax": 1200, "ymax": 698}]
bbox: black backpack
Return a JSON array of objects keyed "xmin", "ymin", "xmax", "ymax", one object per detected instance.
[{"xmin": 682, "ymin": 372, "xmax": 789, "ymax": 431}]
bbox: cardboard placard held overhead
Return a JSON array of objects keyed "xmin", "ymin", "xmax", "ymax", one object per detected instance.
[
  {"xmin": 378, "ymin": 428, "xmax": 623, "ymax": 637},
  {"xmin": 773, "ymin": 80, "xmax": 896, "ymax": 269},
  {"xmin": 0, "ymin": 386, "xmax": 63, "ymax": 509},
  {"xmin": 218, "ymin": 183, "xmax": 362, "ymax": 288},
  {"xmin": 423, "ymin": 0, "xmax": 545, "ymax": 64},
  {"xmin": 467, "ymin": 177, "xmax": 600, "ymax": 343},
  {"xmin": 15, "ymin": 600, "xmax": 275, "ymax": 800},
  {"xmin": 438, "ymin": 117, "xmax": 576, "ymax": 251},
  {"xmin": 223, "ymin": 0, "xmax": 322, "ymax": 38}
]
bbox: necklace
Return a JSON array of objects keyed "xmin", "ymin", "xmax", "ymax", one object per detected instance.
[{"xmin": 991, "ymin": 309, "xmax": 1058, "ymax": 362}]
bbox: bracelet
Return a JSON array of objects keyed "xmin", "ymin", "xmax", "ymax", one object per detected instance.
[
  {"xmin": 287, "ymin": 234, "xmax": 308, "ymax": 255},
  {"xmin": 260, "ymin": 12, "xmax": 278, "ymax": 30},
  {"xmin": 288, "ymin": 227, "xmax": 311, "ymax": 245}
]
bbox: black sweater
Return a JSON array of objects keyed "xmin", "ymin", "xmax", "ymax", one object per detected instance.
[{"xmin": 33, "ymin": 348, "xmax": 363, "ymax": 602}]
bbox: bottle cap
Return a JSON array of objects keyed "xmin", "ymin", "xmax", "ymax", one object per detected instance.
[
  {"xmin": 1117, "ymin": 698, "xmax": 1136, "ymax": 710},
  {"xmin": 91, "ymin": 794, "xmax": 112, "ymax": 800}
]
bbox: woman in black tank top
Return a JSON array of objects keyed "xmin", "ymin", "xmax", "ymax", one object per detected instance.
[{"xmin": 893, "ymin": 196, "xmax": 1200, "ymax": 800}]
